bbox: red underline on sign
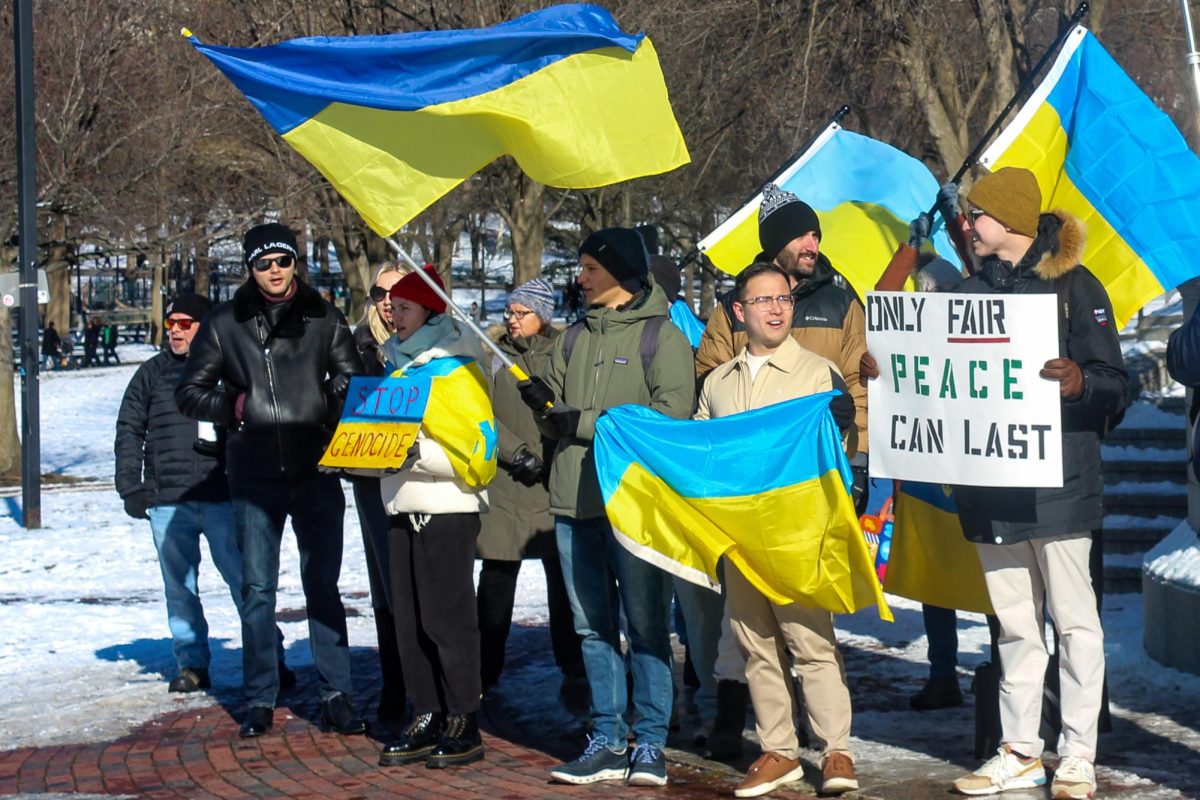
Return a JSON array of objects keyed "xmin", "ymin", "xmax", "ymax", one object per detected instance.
[{"xmin": 946, "ymin": 337, "xmax": 1012, "ymax": 343}]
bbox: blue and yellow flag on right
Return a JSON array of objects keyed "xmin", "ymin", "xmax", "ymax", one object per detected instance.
[
  {"xmin": 981, "ymin": 26, "xmax": 1200, "ymax": 326},
  {"xmin": 594, "ymin": 395, "xmax": 891, "ymax": 620}
]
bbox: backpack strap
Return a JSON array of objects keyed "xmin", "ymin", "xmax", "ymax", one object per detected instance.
[
  {"xmin": 560, "ymin": 315, "xmax": 667, "ymax": 396},
  {"xmin": 560, "ymin": 319, "xmax": 586, "ymax": 366}
]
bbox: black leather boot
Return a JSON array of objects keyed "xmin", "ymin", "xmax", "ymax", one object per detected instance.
[
  {"xmin": 379, "ymin": 712, "xmax": 446, "ymax": 767},
  {"xmin": 427, "ymin": 712, "xmax": 484, "ymax": 768},
  {"xmin": 704, "ymin": 679, "xmax": 748, "ymax": 761},
  {"xmin": 321, "ymin": 692, "xmax": 368, "ymax": 735}
]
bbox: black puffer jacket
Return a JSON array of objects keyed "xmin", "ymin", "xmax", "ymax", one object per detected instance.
[
  {"xmin": 953, "ymin": 211, "xmax": 1130, "ymax": 544},
  {"xmin": 175, "ymin": 279, "xmax": 361, "ymax": 478},
  {"xmin": 115, "ymin": 351, "xmax": 229, "ymax": 506}
]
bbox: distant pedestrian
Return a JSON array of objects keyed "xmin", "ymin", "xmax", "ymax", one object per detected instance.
[
  {"xmin": 115, "ymin": 293, "xmax": 293, "ymax": 694},
  {"xmin": 102, "ymin": 323, "xmax": 120, "ymax": 364},
  {"xmin": 176, "ymin": 223, "xmax": 365, "ymax": 739},
  {"xmin": 41, "ymin": 321, "xmax": 62, "ymax": 371},
  {"xmin": 83, "ymin": 320, "xmax": 100, "ymax": 368}
]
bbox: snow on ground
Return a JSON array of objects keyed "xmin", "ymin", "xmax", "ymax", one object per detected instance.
[
  {"xmin": 1105, "ymin": 480, "xmax": 1188, "ymax": 496},
  {"xmin": 1119, "ymin": 401, "xmax": 1188, "ymax": 430},
  {"xmin": 1101, "ymin": 445, "xmax": 1186, "ymax": 462},
  {"xmin": 1145, "ymin": 521, "xmax": 1200, "ymax": 587},
  {"xmin": 4, "ymin": 352, "xmax": 1200, "ymax": 798}
]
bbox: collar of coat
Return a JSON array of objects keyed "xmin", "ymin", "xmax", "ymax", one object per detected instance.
[
  {"xmin": 232, "ymin": 278, "xmax": 328, "ymax": 323},
  {"xmin": 979, "ymin": 209, "xmax": 1086, "ymax": 288},
  {"xmin": 716, "ymin": 336, "xmax": 825, "ymax": 381}
]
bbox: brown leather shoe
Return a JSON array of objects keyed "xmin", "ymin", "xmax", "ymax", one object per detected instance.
[
  {"xmin": 735, "ymin": 752, "xmax": 804, "ymax": 798},
  {"xmin": 820, "ymin": 752, "xmax": 858, "ymax": 795}
]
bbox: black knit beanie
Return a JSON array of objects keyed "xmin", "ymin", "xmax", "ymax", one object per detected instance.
[
  {"xmin": 579, "ymin": 227, "xmax": 649, "ymax": 293},
  {"xmin": 243, "ymin": 223, "xmax": 299, "ymax": 268},
  {"xmin": 757, "ymin": 183, "xmax": 821, "ymax": 260},
  {"xmin": 165, "ymin": 293, "xmax": 213, "ymax": 321}
]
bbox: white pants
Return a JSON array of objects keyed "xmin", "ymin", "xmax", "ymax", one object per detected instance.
[{"xmin": 976, "ymin": 533, "xmax": 1104, "ymax": 761}]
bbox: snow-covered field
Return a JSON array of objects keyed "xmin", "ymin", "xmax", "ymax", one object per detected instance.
[{"xmin": 3, "ymin": 344, "xmax": 1200, "ymax": 798}]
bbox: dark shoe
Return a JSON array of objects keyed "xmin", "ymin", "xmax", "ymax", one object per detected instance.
[
  {"xmin": 427, "ymin": 712, "xmax": 484, "ymax": 768},
  {"xmin": 379, "ymin": 712, "xmax": 446, "ymax": 767},
  {"xmin": 911, "ymin": 676, "xmax": 963, "ymax": 711},
  {"xmin": 168, "ymin": 667, "xmax": 210, "ymax": 694},
  {"xmin": 239, "ymin": 706, "xmax": 274, "ymax": 738},
  {"xmin": 550, "ymin": 734, "xmax": 628, "ymax": 784},
  {"xmin": 278, "ymin": 661, "xmax": 297, "ymax": 691},
  {"xmin": 626, "ymin": 742, "xmax": 668, "ymax": 787},
  {"xmin": 705, "ymin": 679, "xmax": 749, "ymax": 761},
  {"xmin": 321, "ymin": 692, "xmax": 367, "ymax": 735}
]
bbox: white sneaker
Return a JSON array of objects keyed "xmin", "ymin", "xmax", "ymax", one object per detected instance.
[
  {"xmin": 953, "ymin": 746, "xmax": 1047, "ymax": 796},
  {"xmin": 1051, "ymin": 757, "xmax": 1096, "ymax": 799}
]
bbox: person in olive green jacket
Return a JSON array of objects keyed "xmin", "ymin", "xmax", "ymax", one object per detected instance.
[
  {"xmin": 518, "ymin": 227, "xmax": 695, "ymax": 787},
  {"xmin": 477, "ymin": 278, "xmax": 582, "ymax": 690}
]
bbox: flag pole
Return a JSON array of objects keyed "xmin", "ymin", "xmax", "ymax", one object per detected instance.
[
  {"xmin": 1180, "ymin": 0, "xmax": 1200, "ymax": 132},
  {"xmin": 936, "ymin": 1, "xmax": 1090, "ymax": 199},
  {"xmin": 384, "ymin": 237, "xmax": 531, "ymax": 381}
]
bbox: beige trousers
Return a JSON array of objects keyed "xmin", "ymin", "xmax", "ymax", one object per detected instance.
[
  {"xmin": 726, "ymin": 563, "xmax": 852, "ymax": 760},
  {"xmin": 976, "ymin": 533, "xmax": 1104, "ymax": 760}
]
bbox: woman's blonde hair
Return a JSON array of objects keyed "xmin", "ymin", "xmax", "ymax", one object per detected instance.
[{"xmin": 362, "ymin": 261, "xmax": 409, "ymax": 346}]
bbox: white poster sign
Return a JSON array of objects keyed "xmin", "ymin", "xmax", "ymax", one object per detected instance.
[{"xmin": 866, "ymin": 291, "xmax": 1063, "ymax": 488}]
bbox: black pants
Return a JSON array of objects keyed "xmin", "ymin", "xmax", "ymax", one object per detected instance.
[
  {"xmin": 477, "ymin": 555, "xmax": 583, "ymax": 688},
  {"xmin": 350, "ymin": 477, "xmax": 405, "ymax": 704},
  {"xmin": 389, "ymin": 512, "xmax": 481, "ymax": 715}
]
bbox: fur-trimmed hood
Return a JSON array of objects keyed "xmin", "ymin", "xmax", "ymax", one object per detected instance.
[
  {"xmin": 232, "ymin": 278, "xmax": 328, "ymax": 325},
  {"xmin": 977, "ymin": 209, "xmax": 1086, "ymax": 291}
]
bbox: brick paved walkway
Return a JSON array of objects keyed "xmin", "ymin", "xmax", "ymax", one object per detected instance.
[{"xmin": 0, "ymin": 701, "xmax": 756, "ymax": 799}]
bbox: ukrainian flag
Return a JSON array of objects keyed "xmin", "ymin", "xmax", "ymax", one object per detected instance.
[
  {"xmin": 594, "ymin": 395, "xmax": 891, "ymax": 620},
  {"xmin": 320, "ymin": 355, "xmax": 497, "ymax": 487},
  {"xmin": 186, "ymin": 4, "xmax": 689, "ymax": 237},
  {"xmin": 884, "ymin": 482, "xmax": 993, "ymax": 615},
  {"xmin": 697, "ymin": 125, "xmax": 961, "ymax": 299},
  {"xmin": 981, "ymin": 26, "xmax": 1200, "ymax": 326}
]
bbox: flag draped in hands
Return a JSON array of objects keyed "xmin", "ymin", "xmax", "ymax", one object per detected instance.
[
  {"xmin": 981, "ymin": 26, "xmax": 1200, "ymax": 326},
  {"xmin": 698, "ymin": 125, "xmax": 961, "ymax": 299},
  {"xmin": 594, "ymin": 395, "xmax": 892, "ymax": 620},
  {"xmin": 186, "ymin": 3, "xmax": 689, "ymax": 237}
]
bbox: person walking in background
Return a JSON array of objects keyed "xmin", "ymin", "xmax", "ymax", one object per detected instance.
[
  {"xmin": 102, "ymin": 322, "xmax": 121, "ymax": 364},
  {"xmin": 41, "ymin": 320, "xmax": 62, "ymax": 371},
  {"xmin": 375, "ymin": 266, "xmax": 492, "ymax": 770},
  {"xmin": 477, "ymin": 277, "xmax": 582, "ymax": 693},
  {"xmin": 176, "ymin": 223, "xmax": 365, "ymax": 739},
  {"xmin": 83, "ymin": 319, "xmax": 101, "ymax": 368},
  {"xmin": 350, "ymin": 261, "xmax": 409, "ymax": 723},
  {"xmin": 115, "ymin": 294, "xmax": 293, "ymax": 694}
]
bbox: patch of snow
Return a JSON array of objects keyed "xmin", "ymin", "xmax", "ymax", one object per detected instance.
[
  {"xmin": 1104, "ymin": 514, "xmax": 1185, "ymax": 531},
  {"xmin": 1117, "ymin": 402, "xmax": 1187, "ymax": 430},
  {"xmin": 1105, "ymin": 480, "xmax": 1187, "ymax": 496},
  {"xmin": 1144, "ymin": 520, "xmax": 1200, "ymax": 589},
  {"xmin": 1101, "ymin": 445, "xmax": 1186, "ymax": 462}
]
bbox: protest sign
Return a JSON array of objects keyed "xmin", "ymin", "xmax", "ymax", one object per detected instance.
[
  {"xmin": 866, "ymin": 291, "xmax": 1062, "ymax": 488},
  {"xmin": 319, "ymin": 374, "xmax": 425, "ymax": 469}
]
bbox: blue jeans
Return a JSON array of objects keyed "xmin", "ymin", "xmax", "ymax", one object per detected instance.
[
  {"xmin": 148, "ymin": 501, "xmax": 244, "ymax": 671},
  {"xmin": 556, "ymin": 516, "xmax": 674, "ymax": 747},
  {"xmin": 922, "ymin": 603, "xmax": 959, "ymax": 679},
  {"xmin": 231, "ymin": 474, "xmax": 351, "ymax": 706}
]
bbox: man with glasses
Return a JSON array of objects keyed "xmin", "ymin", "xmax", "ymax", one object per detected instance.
[
  {"xmin": 696, "ymin": 262, "xmax": 858, "ymax": 798},
  {"xmin": 177, "ymin": 223, "xmax": 365, "ymax": 738},
  {"xmin": 116, "ymin": 294, "xmax": 293, "ymax": 695}
]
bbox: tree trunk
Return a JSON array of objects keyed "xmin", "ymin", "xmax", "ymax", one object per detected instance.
[
  {"xmin": 150, "ymin": 255, "xmax": 164, "ymax": 348},
  {"xmin": 193, "ymin": 238, "xmax": 211, "ymax": 299},
  {"xmin": 0, "ymin": 301, "xmax": 19, "ymax": 479},
  {"xmin": 45, "ymin": 215, "xmax": 72, "ymax": 334},
  {"xmin": 327, "ymin": 225, "xmax": 371, "ymax": 325}
]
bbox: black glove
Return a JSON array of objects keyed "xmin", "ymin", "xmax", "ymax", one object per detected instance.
[
  {"xmin": 517, "ymin": 376, "xmax": 555, "ymax": 412},
  {"xmin": 851, "ymin": 465, "xmax": 869, "ymax": 517},
  {"xmin": 542, "ymin": 404, "xmax": 582, "ymax": 439},
  {"xmin": 327, "ymin": 374, "xmax": 351, "ymax": 399},
  {"xmin": 829, "ymin": 391, "xmax": 855, "ymax": 433},
  {"xmin": 907, "ymin": 212, "xmax": 932, "ymax": 249},
  {"xmin": 935, "ymin": 182, "xmax": 960, "ymax": 223},
  {"xmin": 508, "ymin": 450, "xmax": 545, "ymax": 487},
  {"xmin": 123, "ymin": 490, "xmax": 149, "ymax": 520}
]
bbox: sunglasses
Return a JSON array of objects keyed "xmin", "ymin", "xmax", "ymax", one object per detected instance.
[
  {"xmin": 369, "ymin": 285, "xmax": 389, "ymax": 302},
  {"xmin": 966, "ymin": 208, "xmax": 988, "ymax": 224},
  {"xmin": 251, "ymin": 254, "xmax": 295, "ymax": 272},
  {"xmin": 164, "ymin": 317, "xmax": 196, "ymax": 331}
]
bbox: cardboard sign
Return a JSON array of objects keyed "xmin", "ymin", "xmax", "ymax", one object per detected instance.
[
  {"xmin": 319, "ymin": 374, "xmax": 429, "ymax": 469},
  {"xmin": 866, "ymin": 291, "xmax": 1063, "ymax": 488}
]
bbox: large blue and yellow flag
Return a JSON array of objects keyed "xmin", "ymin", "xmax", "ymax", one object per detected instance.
[
  {"xmin": 697, "ymin": 125, "xmax": 961, "ymax": 299},
  {"xmin": 981, "ymin": 26, "xmax": 1200, "ymax": 326},
  {"xmin": 594, "ymin": 395, "xmax": 891, "ymax": 619},
  {"xmin": 186, "ymin": 4, "xmax": 689, "ymax": 237},
  {"xmin": 320, "ymin": 355, "xmax": 497, "ymax": 488},
  {"xmin": 884, "ymin": 482, "xmax": 993, "ymax": 615}
]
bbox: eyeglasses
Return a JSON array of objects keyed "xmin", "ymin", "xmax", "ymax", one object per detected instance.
[
  {"xmin": 369, "ymin": 285, "xmax": 389, "ymax": 302},
  {"xmin": 251, "ymin": 254, "xmax": 295, "ymax": 272},
  {"xmin": 740, "ymin": 294, "xmax": 794, "ymax": 308},
  {"xmin": 164, "ymin": 317, "xmax": 195, "ymax": 331},
  {"xmin": 503, "ymin": 308, "xmax": 534, "ymax": 320}
]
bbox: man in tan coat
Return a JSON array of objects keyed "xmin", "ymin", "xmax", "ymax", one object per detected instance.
[{"xmin": 696, "ymin": 262, "xmax": 859, "ymax": 798}]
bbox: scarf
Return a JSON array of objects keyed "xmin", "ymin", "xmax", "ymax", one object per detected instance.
[{"xmin": 381, "ymin": 314, "xmax": 456, "ymax": 371}]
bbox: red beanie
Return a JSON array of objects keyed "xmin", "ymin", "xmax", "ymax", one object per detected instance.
[{"xmin": 388, "ymin": 265, "xmax": 447, "ymax": 315}]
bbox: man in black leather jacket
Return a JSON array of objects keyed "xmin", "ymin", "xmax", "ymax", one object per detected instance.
[{"xmin": 176, "ymin": 223, "xmax": 364, "ymax": 738}]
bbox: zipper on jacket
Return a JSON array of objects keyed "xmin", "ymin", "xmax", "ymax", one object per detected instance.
[
  {"xmin": 588, "ymin": 312, "xmax": 606, "ymax": 412},
  {"xmin": 256, "ymin": 315, "xmax": 287, "ymax": 472}
]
